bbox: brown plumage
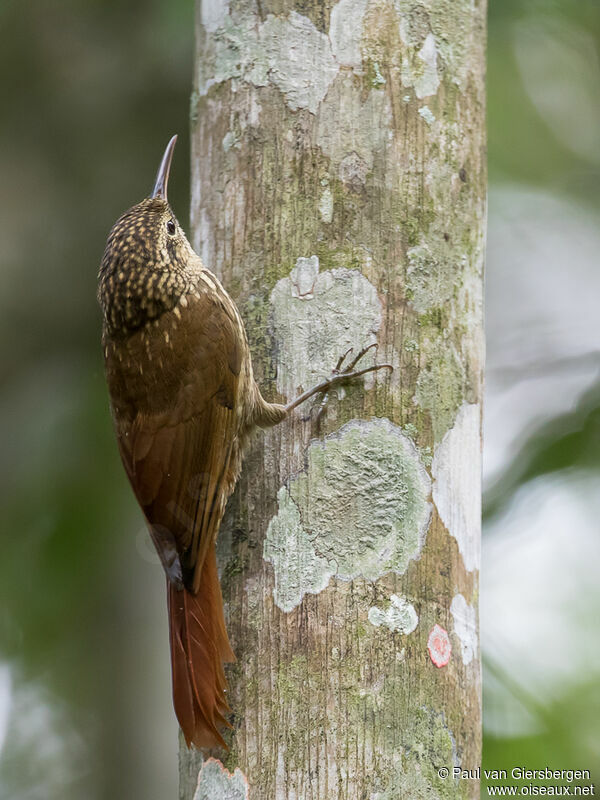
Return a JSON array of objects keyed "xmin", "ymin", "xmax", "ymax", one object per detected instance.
[{"xmin": 97, "ymin": 136, "xmax": 391, "ymax": 749}]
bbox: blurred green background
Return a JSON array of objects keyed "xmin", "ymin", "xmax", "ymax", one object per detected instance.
[{"xmin": 0, "ymin": 0, "xmax": 598, "ymax": 797}]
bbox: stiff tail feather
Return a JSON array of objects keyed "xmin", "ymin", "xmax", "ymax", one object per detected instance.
[{"xmin": 167, "ymin": 546, "xmax": 235, "ymax": 749}]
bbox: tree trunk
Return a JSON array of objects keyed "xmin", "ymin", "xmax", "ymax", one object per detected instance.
[{"xmin": 183, "ymin": 0, "xmax": 485, "ymax": 797}]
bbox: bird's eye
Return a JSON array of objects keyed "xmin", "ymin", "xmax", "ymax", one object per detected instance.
[{"xmin": 166, "ymin": 220, "xmax": 176, "ymax": 235}]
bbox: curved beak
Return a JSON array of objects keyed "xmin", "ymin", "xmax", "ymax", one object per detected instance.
[{"xmin": 151, "ymin": 135, "xmax": 178, "ymax": 201}]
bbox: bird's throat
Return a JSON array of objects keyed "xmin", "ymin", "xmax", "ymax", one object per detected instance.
[{"xmin": 99, "ymin": 263, "xmax": 188, "ymax": 338}]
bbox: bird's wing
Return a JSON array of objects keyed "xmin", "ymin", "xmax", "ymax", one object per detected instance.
[{"xmin": 115, "ymin": 285, "xmax": 244, "ymax": 593}]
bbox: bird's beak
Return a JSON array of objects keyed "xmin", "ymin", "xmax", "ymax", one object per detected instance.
[{"xmin": 151, "ymin": 135, "xmax": 178, "ymax": 201}]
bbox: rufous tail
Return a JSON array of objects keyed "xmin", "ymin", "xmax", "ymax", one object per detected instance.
[{"xmin": 167, "ymin": 546, "xmax": 235, "ymax": 749}]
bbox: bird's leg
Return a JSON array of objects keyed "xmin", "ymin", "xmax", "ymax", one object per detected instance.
[
  {"xmin": 314, "ymin": 390, "xmax": 330, "ymax": 426},
  {"xmin": 284, "ymin": 343, "xmax": 393, "ymax": 414},
  {"xmin": 309, "ymin": 348, "xmax": 352, "ymax": 425}
]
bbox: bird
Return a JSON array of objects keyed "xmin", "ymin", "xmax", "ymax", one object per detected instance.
[{"xmin": 97, "ymin": 135, "xmax": 391, "ymax": 750}]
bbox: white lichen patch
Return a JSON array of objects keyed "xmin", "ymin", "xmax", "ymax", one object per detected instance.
[
  {"xmin": 194, "ymin": 758, "xmax": 249, "ymax": 800},
  {"xmin": 289, "ymin": 255, "xmax": 320, "ymax": 299},
  {"xmin": 368, "ymin": 594, "xmax": 418, "ymax": 635},
  {"xmin": 329, "ymin": 0, "xmax": 369, "ymax": 68},
  {"xmin": 222, "ymin": 130, "xmax": 240, "ymax": 152},
  {"xmin": 264, "ymin": 419, "xmax": 432, "ymax": 612},
  {"xmin": 317, "ymin": 73, "xmax": 391, "ymax": 171},
  {"xmin": 418, "ymin": 105, "xmax": 436, "ymax": 126},
  {"xmin": 263, "ymin": 488, "xmax": 335, "ymax": 613},
  {"xmin": 260, "ymin": 12, "xmax": 339, "ymax": 113},
  {"xmin": 200, "ymin": 0, "xmax": 230, "ymax": 34},
  {"xmin": 394, "ymin": 0, "xmax": 479, "ymax": 91},
  {"xmin": 319, "ymin": 185, "xmax": 334, "ymax": 223},
  {"xmin": 432, "ymin": 402, "xmax": 481, "ymax": 572},
  {"xmin": 270, "ymin": 256, "xmax": 382, "ymax": 400},
  {"xmin": 197, "ymin": 0, "xmax": 479, "ymax": 125},
  {"xmin": 197, "ymin": 10, "xmax": 338, "ymax": 114},
  {"xmin": 450, "ymin": 593, "xmax": 477, "ymax": 665},
  {"xmin": 427, "ymin": 0, "xmax": 479, "ymax": 89},
  {"xmin": 417, "ymin": 34, "xmax": 439, "ymax": 95},
  {"xmin": 197, "ymin": 0, "xmax": 389, "ymax": 115},
  {"xmin": 402, "ymin": 34, "xmax": 440, "ymax": 99},
  {"xmin": 372, "ymin": 61, "xmax": 386, "ymax": 86}
]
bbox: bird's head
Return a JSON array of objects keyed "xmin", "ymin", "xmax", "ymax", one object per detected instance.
[{"xmin": 98, "ymin": 136, "xmax": 194, "ymax": 336}]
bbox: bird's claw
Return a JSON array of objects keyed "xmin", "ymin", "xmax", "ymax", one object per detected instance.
[
  {"xmin": 284, "ymin": 344, "xmax": 392, "ymax": 416},
  {"xmin": 333, "ymin": 347, "xmax": 354, "ymax": 374},
  {"xmin": 328, "ymin": 342, "xmax": 393, "ymax": 386}
]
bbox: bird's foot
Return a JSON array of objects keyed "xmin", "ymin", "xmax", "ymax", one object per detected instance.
[
  {"xmin": 284, "ymin": 343, "xmax": 393, "ymax": 414},
  {"xmin": 329, "ymin": 342, "xmax": 393, "ymax": 387}
]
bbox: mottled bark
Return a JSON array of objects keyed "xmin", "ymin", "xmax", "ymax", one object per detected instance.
[{"xmin": 183, "ymin": 0, "xmax": 485, "ymax": 797}]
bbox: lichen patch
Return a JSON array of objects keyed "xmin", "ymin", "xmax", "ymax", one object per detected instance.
[
  {"xmin": 418, "ymin": 105, "xmax": 436, "ymax": 126},
  {"xmin": 194, "ymin": 758, "xmax": 249, "ymax": 800},
  {"xmin": 264, "ymin": 419, "xmax": 432, "ymax": 612},
  {"xmin": 270, "ymin": 256, "xmax": 383, "ymax": 401},
  {"xmin": 318, "ymin": 185, "xmax": 334, "ymax": 223},
  {"xmin": 329, "ymin": 0, "xmax": 369, "ymax": 68},
  {"xmin": 263, "ymin": 488, "xmax": 335, "ymax": 613},
  {"xmin": 406, "ymin": 244, "xmax": 450, "ymax": 312},
  {"xmin": 414, "ymin": 340, "xmax": 465, "ymax": 443},
  {"xmin": 432, "ymin": 402, "xmax": 481, "ymax": 572},
  {"xmin": 316, "ymin": 72, "xmax": 391, "ymax": 170},
  {"xmin": 289, "ymin": 255, "xmax": 320, "ymax": 299},
  {"xmin": 260, "ymin": 12, "xmax": 339, "ymax": 113},
  {"xmin": 403, "ymin": 33, "xmax": 440, "ymax": 98},
  {"xmin": 450, "ymin": 593, "xmax": 477, "ymax": 665},
  {"xmin": 197, "ymin": 10, "xmax": 339, "ymax": 113},
  {"xmin": 200, "ymin": 0, "xmax": 230, "ymax": 34},
  {"xmin": 395, "ymin": 0, "xmax": 479, "ymax": 90},
  {"xmin": 368, "ymin": 594, "xmax": 419, "ymax": 634},
  {"xmin": 371, "ymin": 707, "xmax": 459, "ymax": 798}
]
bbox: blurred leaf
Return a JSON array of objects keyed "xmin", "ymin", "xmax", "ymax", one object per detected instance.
[{"xmin": 484, "ymin": 376, "xmax": 600, "ymax": 522}]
